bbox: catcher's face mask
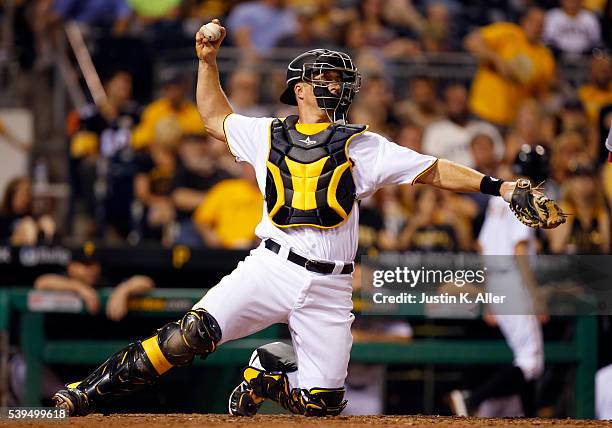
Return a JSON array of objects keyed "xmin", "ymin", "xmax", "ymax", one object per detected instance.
[
  {"xmin": 303, "ymin": 63, "xmax": 361, "ymax": 123},
  {"xmin": 280, "ymin": 49, "xmax": 361, "ymax": 124}
]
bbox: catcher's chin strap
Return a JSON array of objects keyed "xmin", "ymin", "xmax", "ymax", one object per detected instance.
[
  {"xmin": 58, "ymin": 309, "xmax": 221, "ymax": 415},
  {"xmin": 242, "ymin": 366, "xmax": 347, "ymax": 416}
]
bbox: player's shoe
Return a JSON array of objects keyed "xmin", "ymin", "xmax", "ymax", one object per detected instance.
[
  {"xmin": 449, "ymin": 389, "xmax": 471, "ymax": 416},
  {"xmin": 52, "ymin": 383, "xmax": 91, "ymax": 416},
  {"xmin": 228, "ymin": 380, "xmax": 265, "ymax": 416}
]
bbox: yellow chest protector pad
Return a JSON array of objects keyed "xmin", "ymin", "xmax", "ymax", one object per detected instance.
[{"xmin": 265, "ymin": 115, "xmax": 367, "ymax": 228}]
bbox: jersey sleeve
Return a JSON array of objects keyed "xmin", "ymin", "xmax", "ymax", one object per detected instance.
[
  {"xmin": 351, "ymin": 132, "xmax": 438, "ymax": 198},
  {"xmin": 223, "ymin": 113, "xmax": 273, "ymax": 166}
]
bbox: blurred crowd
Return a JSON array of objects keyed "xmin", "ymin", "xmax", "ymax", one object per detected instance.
[{"xmin": 0, "ymin": 0, "xmax": 611, "ymax": 256}]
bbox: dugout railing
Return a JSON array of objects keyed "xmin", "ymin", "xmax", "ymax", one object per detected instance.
[{"xmin": 0, "ymin": 287, "xmax": 597, "ymax": 418}]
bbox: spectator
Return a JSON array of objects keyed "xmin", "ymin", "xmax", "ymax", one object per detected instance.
[
  {"xmin": 395, "ymin": 123, "xmax": 423, "ymax": 152},
  {"xmin": 422, "ymin": 82, "xmax": 503, "ymax": 168},
  {"xmin": 555, "ymin": 99, "xmax": 589, "ymax": 135},
  {"xmin": 349, "ymin": 104, "xmax": 390, "ymax": 136},
  {"xmin": 192, "ymin": 163, "xmax": 262, "ymax": 249},
  {"xmin": 398, "ymin": 187, "xmax": 476, "ymax": 252},
  {"xmin": 505, "ymin": 100, "xmax": 550, "ymax": 163},
  {"xmin": 34, "ymin": 252, "xmax": 155, "ymax": 321},
  {"xmin": 548, "ymin": 162, "xmax": 610, "ymax": 254},
  {"xmin": 464, "ymin": 7, "xmax": 555, "ymax": 127},
  {"xmin": 353, "ymin": 74, "xmax": 395, "ymax": 130},
  {"xmin": 550, "ymin": 131, "xmax": 590, "ymax": 185},
  {"xmin": 134, "ymin": 117, "xmax": 180, "ymax": 245},
  {"xmin": 51, "ymin": 0, "xmax": 132, "ymax": 36},
  {"xmin": 357, "ymin": 0, "xmax": 397, "ymax": 47},
  {"xmin": 0, "ymin": 177, "xmax": 55, "ymax": 246},
  {"xmin": 578, "ymin": 56, "xmax": 612, "ymax": 124},
  {"xmin": 358, "ymin": 191, "xmax": 399, "ymax": 255},
  {"xmin": 543, "ymin": 0, "xmax": 601, "ymax": 58},
  {"xmin": 276, "ymin": 4, "xmax": 329, "ymax": 49},
  {"xmin": 395, "ymin": 75, "xmax": 444, "ymax": 128},
  {"xmin": 348, "ymin": 0, "xmax": 421, "ymax": 62},
  {"xmin": 420, "ymin": 1, "xmax": 453, "ymax": 52},
  {"xmin": 226, "ymin": 0, "xmax": 297, "ymax": 59},
  {"xmin": 131, "ymin": 70, "xmax": 204, "ymax": 150},
  {"xmin": 467, "ymin": 133, "xmax": 502, "ymax": 237},
  {"xmin": 470, "ymin": 133, "xmax": 500, "ymax": 177},
  {"xmin": 227, "ymin": 68, "xmax": 270, "ymax": 117},
  {"xmin": 171, "ymin": 134, "xmax": 232, "ymax": 247},
  {"xmin": 68, "ymin": 70, "xmax": 141, "ymax": 241}
]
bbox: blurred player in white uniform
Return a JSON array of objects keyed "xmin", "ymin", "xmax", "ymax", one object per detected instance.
[
  {"xmin": 53, "ymin": 20, "xmax": 523, "ymax": 417},
  {"xmin": 450, "ymin": 150, "xmax": 546, "ymax": 417}
]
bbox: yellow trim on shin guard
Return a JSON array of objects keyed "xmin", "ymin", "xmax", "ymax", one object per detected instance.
[{"xmin": 142, "ymin": 336, "xmax": 173, "ymax": 375}]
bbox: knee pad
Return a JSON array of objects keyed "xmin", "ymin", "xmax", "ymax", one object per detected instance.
[
  {"xmin": 255, "ymin": 341, "xmax": 297, "ymax": 373},
  {"xmin": 156, "ymin": 309, "xmax": 222, "ymax": 368}
]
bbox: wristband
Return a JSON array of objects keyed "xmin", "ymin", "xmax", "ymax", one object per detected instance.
[{"xmin": 480, "ymin": 176, "xmax": 504, "ymax": 196}]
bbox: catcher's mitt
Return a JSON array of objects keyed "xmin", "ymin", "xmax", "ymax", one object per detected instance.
[{"xmin": 508, "ymin": 178, "xmax": 567, "ymax": 229}]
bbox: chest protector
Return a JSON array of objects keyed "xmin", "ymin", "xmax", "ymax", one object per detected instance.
[{"xmin": 265, "ymin": 115, "xmax": 367, "ymax": 228}]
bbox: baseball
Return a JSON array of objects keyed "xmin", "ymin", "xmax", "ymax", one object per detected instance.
[{"xmin": 199, "ymin": 22, "xmax": 222, "ymax": 42}]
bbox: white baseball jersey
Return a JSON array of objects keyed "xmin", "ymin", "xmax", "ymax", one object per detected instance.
[
  {"xmin": 223, "ymin": 113, "xmax": 437, "ymax": 263},
  {"xmin": 479, "ymin": 196, "xmax": 535, "ymax": 256},
  {"xmin": 195, "ymin": 114, "xmax": 436, "ymax": 390},
  {"xmin": 543, "ymin": 8, "xmax": 601, "ymax": 55}
]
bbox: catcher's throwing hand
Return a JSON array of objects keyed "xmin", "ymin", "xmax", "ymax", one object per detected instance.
[
  {"xmin": 505, "ymin": 178, "xmax": 567, "ymax": 229},
  {"xmin": 195, "ymin": 19, "xmax": 226, "ymax": 62}
]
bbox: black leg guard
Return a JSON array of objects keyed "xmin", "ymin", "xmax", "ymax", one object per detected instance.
[
  {"xmin": 54, "ymin": 341, "xmax": 158, "ymax": 415},
  {"xmin": 54, "ymin": 309, "xmax": 221, "ymax": 416}
]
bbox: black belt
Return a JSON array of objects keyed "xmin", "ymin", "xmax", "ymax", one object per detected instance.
[{"xmin": 264, "ymin": 239, "xmax": 354, "ymax": 275}]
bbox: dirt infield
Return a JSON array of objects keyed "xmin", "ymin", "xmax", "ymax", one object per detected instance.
[{"xmin": 3, "ymin": 414, "xmax": 612, "ymax": 428}]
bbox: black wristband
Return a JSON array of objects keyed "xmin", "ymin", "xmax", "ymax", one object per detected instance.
[{"xmin": 480, "ymin": 176, "xmax": 504, "ymax": 196}]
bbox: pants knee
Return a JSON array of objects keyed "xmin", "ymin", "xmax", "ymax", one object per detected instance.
[{"xmin": 154, "ymin": 309, "xmax": 222, "ymax": 367}]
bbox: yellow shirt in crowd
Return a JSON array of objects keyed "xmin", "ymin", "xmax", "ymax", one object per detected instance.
[
  {"xmin": 131, "ymin": 98, "xmax": 204, "ymax": 149},
  {"xmin": 468, "ymin": 22, "xmax": 555, "ymax": 126},
  {"xmin": 193, "ymin": 179, "xmax": 263, "ymax": 248},
  {"xmin": 578, "ymin": 83, "xmax": 612, "ymax": 123}
]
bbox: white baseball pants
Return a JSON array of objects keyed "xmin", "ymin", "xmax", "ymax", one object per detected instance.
[{"xmin": 193, "ymin": 243, "xmax": 355, "ymax": 389}]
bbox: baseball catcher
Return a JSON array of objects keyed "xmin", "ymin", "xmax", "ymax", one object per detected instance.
[{"xmin": 53, "ymin": 19, "xmax": 565, "ymax": 417}]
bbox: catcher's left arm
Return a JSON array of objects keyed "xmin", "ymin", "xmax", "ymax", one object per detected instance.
[{"xmin": 417, "ymin": 159, "xmax": 566, "ymax": 229}]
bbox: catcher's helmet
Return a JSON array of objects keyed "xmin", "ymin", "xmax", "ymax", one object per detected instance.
[
  {"xmin": 280, "ymin": 49, "xmax": 361, "ymax": 123},
  {"xmin": 513, "ymin": 143, "xmax": 550, "ymax": 183}
]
